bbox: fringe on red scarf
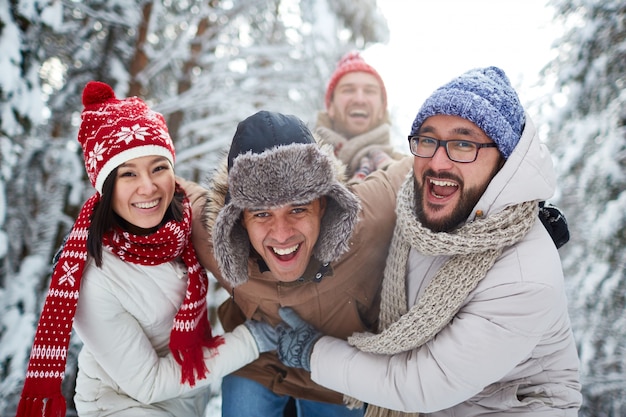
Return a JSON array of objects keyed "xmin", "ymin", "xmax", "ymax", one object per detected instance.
[
  {"xmin": 170, "ymin": 314, "xmax": 225, "ymax": 387},
  {"xmin": 17, "ymin": 188, "xmax": 222, "ymax": 413},
  {"xmin": 16, "ymin": 390, "xmax": 66, "ymax": 417}
]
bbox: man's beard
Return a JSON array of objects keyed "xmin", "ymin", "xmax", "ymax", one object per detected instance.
[{"xmin": 413, "ymin": 169, "xmax": 493, "ymax": 233}]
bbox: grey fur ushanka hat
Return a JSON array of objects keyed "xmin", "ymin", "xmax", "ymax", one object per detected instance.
[{"xmin": 212, "ymin": 111, "xmax": 361, "ymax": 287}]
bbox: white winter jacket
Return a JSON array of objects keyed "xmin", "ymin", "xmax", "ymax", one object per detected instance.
[
  {"xmin": 310, "ymin": 115, "xmax": 582, "ymax": 415},
  {"xmin": 73, "ymin": 248, "xmax": 259, "ymax": 416}
]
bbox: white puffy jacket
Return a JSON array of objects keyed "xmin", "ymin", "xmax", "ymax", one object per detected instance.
[
  {"xmin": 310, "ymin": 115, "xmax": 582, "ymax": 416},
  {"xmin": 73, "ymin": 248, "xmax": 259, "ymax": 416}
]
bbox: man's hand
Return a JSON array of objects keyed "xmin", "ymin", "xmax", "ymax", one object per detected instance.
[
  {"xmin": 369, "ymin": 148, "xmax": 393, "ymax": 170},
  {"xmin": 350, "ymin": 156, "xmax": 373, "ymax": 182},
  {"xmin": 276, "ymin": 307, "xmax": 322, "ymax": 372},
  {"xmin": 243, "ymin": 320, "xmax": 278, "ymax": 353}
]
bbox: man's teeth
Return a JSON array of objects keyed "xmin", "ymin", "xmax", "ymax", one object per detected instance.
[
  {"xmin": 349, "ymin": 110, "xmax": 368, "ymax": 117},
  {"xmin": 273, "ymin": 244, "xmax": 299, "ymax": 256},
  {"xmin": 134, "ymin": 200, "xmax": 159, "ymax": 209},
  {"xmin": 430, "ymin": 179, "xmax": 457, "ymax": 187}
]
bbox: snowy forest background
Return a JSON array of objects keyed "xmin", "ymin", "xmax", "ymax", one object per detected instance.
[{"xmin": 0, "ymin": 0, "xmax": 624, "ymax": 416}]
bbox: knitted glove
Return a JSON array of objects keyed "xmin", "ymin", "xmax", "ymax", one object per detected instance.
[
  {"xmin": 243, "ymin": 320, "xmax": 278, "ymax": 353},
  {"xmin": 538, "ymin": 201, "xmax": 570, "ymax": 249},
  {"xmin": 350, "ymin": 155, "xmax": 373, "ymax": 182},
  {"xmin": 369, "ymin": 148, "xmax": 393, "ymax": 171},
  {"xmin": 276, "ymin": 307, "xmax": 322, "ymax": 372}
]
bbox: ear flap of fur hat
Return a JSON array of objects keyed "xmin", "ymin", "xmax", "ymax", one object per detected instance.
[{"xmin": 212, "ymin": 143, "xmax": 361, "ymax": 287}]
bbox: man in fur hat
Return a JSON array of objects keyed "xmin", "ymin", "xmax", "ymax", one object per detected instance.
[
  {"xmin": 274, "ymin": 67, "xmax": 582, "ymax": 416},
  {"xmin": 185, "ymin": 110, "xmax": 413, "ymax": 416}
]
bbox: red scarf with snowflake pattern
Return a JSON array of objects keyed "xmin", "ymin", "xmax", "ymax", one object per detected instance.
[{"xmin": 16, "ymin": 185, "xmax": 223, "ymax": 417}]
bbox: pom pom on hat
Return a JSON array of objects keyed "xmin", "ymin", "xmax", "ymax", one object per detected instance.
[
  {"xmin": 82, "ymin": 80, "xmax": 116, "ymax": 106},
  {"xmin": 78, "ymin": 81, "xmax": 175, "ymax": 194},
  {"xmin": 325, "ymin": 52, "xmax": 387, "ymax": 109},
  {"xmin": 410, "ymin": 66, "xmax": 525, "ymax": 159}
]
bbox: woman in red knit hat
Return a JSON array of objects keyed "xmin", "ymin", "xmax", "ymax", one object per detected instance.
[{"xmin": 16, "ymin": 81, "xmax": 274, "ymax": 417}]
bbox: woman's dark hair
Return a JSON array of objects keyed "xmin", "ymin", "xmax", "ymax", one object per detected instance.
[{"xmin": 87, "ymin": 167, "xmax": 184, "ymax": 267}]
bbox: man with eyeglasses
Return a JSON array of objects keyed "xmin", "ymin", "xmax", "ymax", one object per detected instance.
[{"xmin": 274, "ymin": 66, "xmax": 582, "ymax": 416}]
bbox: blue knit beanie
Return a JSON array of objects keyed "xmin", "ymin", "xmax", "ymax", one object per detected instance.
[{"xmin": 410, "ymin": 66, "xmax": 525, "ymax": 159}]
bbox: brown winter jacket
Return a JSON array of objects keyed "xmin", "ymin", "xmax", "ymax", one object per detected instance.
[{"xmin": 190, "ymin": 155, "xmax": 412, "ymax": 404}]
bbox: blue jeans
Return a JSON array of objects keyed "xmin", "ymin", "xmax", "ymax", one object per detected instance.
[{"xmin": 221, "ymin": 374, "xmax": 364, "ymax": 417}]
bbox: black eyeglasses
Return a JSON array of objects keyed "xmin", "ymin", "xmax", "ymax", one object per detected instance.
[{"xmin": 407, "ymin": 135, "xmax": 498, "ymax": 163}]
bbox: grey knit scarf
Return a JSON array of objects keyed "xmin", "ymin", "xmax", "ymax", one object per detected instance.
[
  {"xmin": 345, "ymin": 176, "xmax": 538, "ymax": 417},
  {"xmin": 315, "ymin": 122, "xmax": 393, "ymax": 176}
]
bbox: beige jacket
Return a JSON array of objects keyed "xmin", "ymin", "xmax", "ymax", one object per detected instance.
[{"xmin": 190, "ymin": 156, "xmax": 412, "ymax": 403}]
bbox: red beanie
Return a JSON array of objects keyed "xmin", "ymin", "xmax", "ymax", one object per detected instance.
[
  {"xmin": 79, "ymin": 81, "xmax": 175, "ymax": 194},
  {"xmin": 324, "ymin": 51, "xmax": 387, "ymax": 109}
]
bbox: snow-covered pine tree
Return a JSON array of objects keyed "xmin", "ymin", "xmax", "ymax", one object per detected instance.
[{"xmin": 542, "ymin": 0, "xmax": 626, "ymax": 415}]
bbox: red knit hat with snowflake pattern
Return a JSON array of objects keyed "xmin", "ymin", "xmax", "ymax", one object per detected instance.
[
  {"xmin": 79, "ymin": 81, "xmax": 175, "ymax": 193},
  {"xmin": 16, "ymin": 82, "xmax": 223, "ymax": 417},
  {"xmin": 324, "ymin": 51, "xmax": 387, "ymax": 109}
]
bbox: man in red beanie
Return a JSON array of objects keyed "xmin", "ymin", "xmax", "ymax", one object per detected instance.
[{"xmin": 315, "ymin": 51, "xmax": 404, "ymax": 181}]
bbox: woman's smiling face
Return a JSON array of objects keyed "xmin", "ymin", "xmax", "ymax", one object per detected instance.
[{"xmin": 112, "ymin": 155, "xmax": 176, "ymax": 231}]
